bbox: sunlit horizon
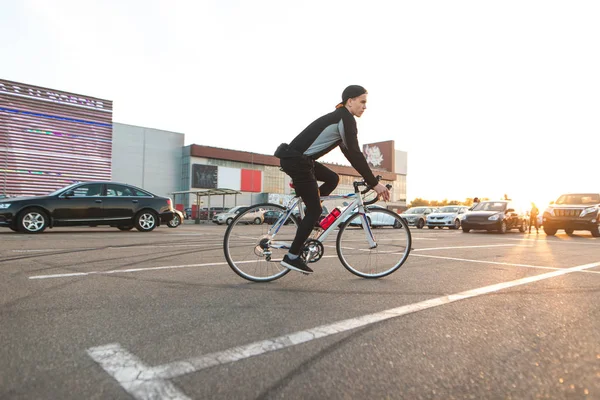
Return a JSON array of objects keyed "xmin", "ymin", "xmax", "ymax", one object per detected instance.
[{"xmin": 1, "ymin": 1, "xmax": 598, "ymax": 204}]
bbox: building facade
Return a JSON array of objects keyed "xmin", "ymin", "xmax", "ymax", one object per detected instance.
[
  {"xmin": 0, "ymin": 79, "xmax": 113, "ymax": 196},
  {"xmin": 1, "ymin": 79, "xmax": 408, "ymax": 212}
]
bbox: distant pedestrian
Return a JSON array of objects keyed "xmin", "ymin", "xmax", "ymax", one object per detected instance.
[{"xmin": 529, "ymin": 202, "xmax": 539, "ymax": 233}]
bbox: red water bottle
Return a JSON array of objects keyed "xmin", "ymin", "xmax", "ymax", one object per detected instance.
[{"xmin": 319, "ymin": 207, "xmax": 342, "ymax": 230}]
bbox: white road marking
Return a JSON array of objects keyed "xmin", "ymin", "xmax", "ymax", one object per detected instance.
[
  {"xmin": 413, "ymin": 244, "xmax": 526, "ymax": 252},
  {"xmin": 28, "ymin": 262, "xmax": 229, "ymax": 280},
  {"xmin": 87, "ymin": 261, "xmax": 600, "ymax": 400},
  {"xmin": 503, "ymin": 237, "xmax": 600, "ymax": 246},
  {"xmin": 411, "ymin": 253, "xmax": 600, "ymax": 274},
  {"xmin": 86, "ymin": 344, "xmax": 191, "ymax": 400}
]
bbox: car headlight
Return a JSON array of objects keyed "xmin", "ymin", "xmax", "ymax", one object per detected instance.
[
  {"xmin": 0, "ymin": 203, "xmax": 11, "ymax": 209},
  {"xmin": 580, "ymin": 206, "xmax": 599, "ymax": 217},
  {"xmin": 488, "ymin": 214, "xmax": 501, "ymax": 221}
]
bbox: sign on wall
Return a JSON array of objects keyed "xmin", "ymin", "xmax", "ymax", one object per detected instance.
[
  {"xmin": 192, "ymin": 164, "xmax": 218, "ymax": 188},
  {"xmin": 363, "ymin": 140, "xmax": 395, "ymax": 172}
]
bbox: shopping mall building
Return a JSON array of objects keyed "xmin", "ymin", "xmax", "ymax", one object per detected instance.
[{"xmin": 0, "ymin": 79, "xmax": 408, "ymax": 214}]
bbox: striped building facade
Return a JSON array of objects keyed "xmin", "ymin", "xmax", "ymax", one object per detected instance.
[{"xmin": 0, "ymin": 79, "xmax": 113, "ymax": 197}]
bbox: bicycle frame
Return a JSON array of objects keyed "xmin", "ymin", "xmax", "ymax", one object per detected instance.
[{"xmin": 267, "ymin": 190, "xmax": 377, "ymax": 256}]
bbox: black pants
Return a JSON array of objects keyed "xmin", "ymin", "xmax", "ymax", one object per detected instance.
[
  {"xmin": 529, "ymin": 215, "xmax": 539, "ymax": 231},
  {"xmin": 280, "ymin": 157, "xmax": 339, "ymax": 254}
]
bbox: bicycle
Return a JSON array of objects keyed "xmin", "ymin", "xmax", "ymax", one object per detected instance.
[{"xmin": 223, "ymin": 177, "xmax": 412, "ymax": 282}]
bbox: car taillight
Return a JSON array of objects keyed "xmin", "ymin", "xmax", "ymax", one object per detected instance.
[{"xmin": 167, "ymin": 198, "xmax": 172, "ymax": 209}]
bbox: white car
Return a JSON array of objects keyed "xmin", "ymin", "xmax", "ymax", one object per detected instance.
[
  {"xmin": 346, "ymin": 205, "xmax": 404, "ymax": 228},
  {"xmin": 212, "ymin": 205, "xmax": 265, "ymax": 225},
  {"xmin": 426, "ymin": 205, "xmax": 469, "ymax": 229}
]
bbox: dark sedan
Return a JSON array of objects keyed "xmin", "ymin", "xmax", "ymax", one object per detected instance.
[
  {"xmin": 0, "ymin": 182, "xmax": 174, "ymax": 233},
  {"xmin": 461, "ymin": 200, "xmax": 528, "ymax": 234}
]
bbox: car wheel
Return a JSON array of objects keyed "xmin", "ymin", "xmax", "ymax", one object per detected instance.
[
  {"xmin": 591, "ymin": 225, "xmax": 600, "ymax": 237},
  {"xmin": 462, "ymin": 227, "xmax": 471, "ymax": 233},
  {"xmin": 498, "ymin": 221, "xmax": 507, "ymax": 234},
  {"xmin": 253, "ymin": 217, "xmax": 262, "ymax": 225},
  {"xmin": 451, "ymin": 219, "xmax": 460, "ymax": 230},
  {"xmin": 226, "ymin": 218, "xmax": 233, "ymax": 225},
  {"xmin": 519, "ymin": 219, "xmax": 528, "ymax": 233},
  {"xmin": 544, "ymin": 226, "xmax": 557, "ymax": 236},
  {"xmin": 393, "ymin": 219, "xmax": 401, "ymax": 229},
  {"xmin": 564, "ymin": 228, "xmax": 574, "ymax": 235},
  {"xmin": 168, "ymin": 214, "xmax": 181, "ymax": 228},
  {"xmin": 18, "ymin": 208, "xmax": 48, "ymax": 234},
  {"xmin": 427, "ymin": 225, "xmax": 434, "ymax": 229},
  {"xmin": 416, "ymin": 219, "xmax": 424, "ymax": 229},
  {"xmin": 134, "ymin": 210, "xmax": 157, "ymax": 232},
  {"xmin": 118, "ymin": 226, "xmax": 133, "ymax": 231}
]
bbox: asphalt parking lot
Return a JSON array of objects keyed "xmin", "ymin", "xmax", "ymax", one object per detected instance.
[{"xmin": 1, "ymin": 224, "xmax": 599, "ymax": 399}]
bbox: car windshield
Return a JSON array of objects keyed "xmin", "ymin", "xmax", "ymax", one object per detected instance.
[
  {"xmin": 472, "ymin": 202, "xmax": 507, "ymax": 212},
  {"xmin": 555, "ymin": 194, "xmax": 600, "ymax": 205},
  {"xmin": 405, "ymin": 208, "xmax": 425, "ymax": 214},
  {"xmin": 439, "ymin": 206, "xmax": 459, "ymax": 213}
]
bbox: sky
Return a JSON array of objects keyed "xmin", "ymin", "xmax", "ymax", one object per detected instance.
[{"xmin": 2, "ymin": 0, "xmax": 599, "ymax": 207}]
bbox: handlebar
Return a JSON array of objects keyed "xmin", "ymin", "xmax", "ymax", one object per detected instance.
[{"xmin": 353, "ymin": 175, "xmax": 392, "ymax": 206}]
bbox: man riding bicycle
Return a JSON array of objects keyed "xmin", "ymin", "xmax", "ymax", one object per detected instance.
[{"xmin": 274, "ymin": 85, "xmax": 390, "ymax": 274}]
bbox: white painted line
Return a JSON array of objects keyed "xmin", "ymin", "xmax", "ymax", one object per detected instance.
[
  {"xmin": 411, "ymin": 253, "xmax": 600, "ymax": 274},
  {"xmin": 87, "ymin": 261, "xmax": 600, "ymax": 399},
  {"xmin": 28, "ymin": 257, "xmax": 341, "ymax": 280},
  {"xmin": 28, "ymin": 262, "xmax": 229, "ymax": 280},
  {"xmin": 86, "ymin": 344, "xmax": 191, "ymax": 400},
  {"xmin": 413, "ymin": 244, "xmax": 523, "ymax": 252},
  {"xmin": 502, "ymin": 237, "xmax": 600, "ymax": 246}
]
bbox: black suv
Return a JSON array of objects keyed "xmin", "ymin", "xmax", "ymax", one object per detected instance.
[{"xmin": 542, "ymin": 193, "xmax": 600, "ymax": 237}]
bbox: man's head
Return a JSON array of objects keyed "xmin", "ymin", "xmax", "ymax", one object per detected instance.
[{"xmin": 337, "ymin": 85, "xmax": 368, "ymax": 117}]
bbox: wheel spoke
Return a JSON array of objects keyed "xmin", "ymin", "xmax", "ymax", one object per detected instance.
[
  {"xmin": 337, "ymin": 209, "xmax": 411, "ymax": 278},
  {"xmin": 223, "ymin": 204, "xmax": 298, "ymax": 282}
]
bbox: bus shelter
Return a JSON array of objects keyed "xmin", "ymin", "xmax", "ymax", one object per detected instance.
[{"xmin": 170, "ymin": 188, "xmax": 242, "ymax": 224}]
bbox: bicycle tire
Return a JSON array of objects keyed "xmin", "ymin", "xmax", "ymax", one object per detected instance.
[
  {"xmin": 336, "ymin": 208, "xmax": 411, "ymax": 278},
  {"xmin": 223, "ymin": 203, "xmax": 299, "ymax": 282}
]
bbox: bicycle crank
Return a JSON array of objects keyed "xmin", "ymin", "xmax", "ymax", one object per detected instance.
[{"xmin": 302, "ymin": 239, "xmax": 324, "ymax": 263}]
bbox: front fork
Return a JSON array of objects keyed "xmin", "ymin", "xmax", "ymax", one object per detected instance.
[{"xmin": 358, "ymin": 205, "xmax": 377, "ymax": 249}]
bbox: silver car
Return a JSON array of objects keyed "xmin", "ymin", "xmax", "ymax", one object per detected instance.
[
  {"xmin": 426, "ymin": 205, "xmax": 469, "ymax": 229},
  {"xmin": 401, "ymin": 207, "xmax": 438, "ymax": 229},
  {"xmin": 212, "ymin": 205, "xmax": 265, "ymax": 225}
]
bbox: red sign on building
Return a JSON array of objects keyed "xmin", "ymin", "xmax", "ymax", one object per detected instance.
[{"xmin": 240, "ymin": 169, "xmax": 262, "ymax": 192}]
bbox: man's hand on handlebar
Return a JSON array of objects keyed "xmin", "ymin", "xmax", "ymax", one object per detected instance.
[{"xmin": 373, "ymin": 183, "xmax": 391, "ymax": 202}]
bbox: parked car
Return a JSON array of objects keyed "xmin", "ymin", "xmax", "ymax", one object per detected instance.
[
  {"xmin": 199, "ymin": 207, "xmax": 228, "ymax": 220},
  {"xmin": 0, "ymin": 182, "xmax": 174, "ymax": 233},
  {"xmin": 461, "ymin": 200, "xmax": 528, "ymax": 233},
  {"xmin": 263, "ymin": 209, "xmax": 294, "ymax": 225},
  {"xmin": 346, "ymin": 205, "xmax": 403, "ymax": 228},
  {"xmin": 400, "ymin": 207, "xmax": 437, "ymax": 229},
  {"xmin": 167, "ymin": 209, "xmax": 185, "ymax": 228},
  {"xmin": 426, "ymin": 205, "xmax": 469, "ymax": 229},
  {"xmin": 212, "ymin": 205, "xmax": 265, "ymax": 225},
  {"xmin": 542, "ymin": 193, "xmax": 600, "ymax": 237}
]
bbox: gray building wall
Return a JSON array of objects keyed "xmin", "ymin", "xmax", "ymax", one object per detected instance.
[{"xmin": 112, "ymin": 123, "xmax": 184, "ymax": 198}]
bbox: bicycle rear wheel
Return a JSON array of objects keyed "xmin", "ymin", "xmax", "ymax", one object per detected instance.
[
  {"xmin": 336, "ymin": 208, "xmax": 411, "ymax": 278},
  {"xmin": 223, "ymin": 203, "xmax": 299, "ymax": 282}
]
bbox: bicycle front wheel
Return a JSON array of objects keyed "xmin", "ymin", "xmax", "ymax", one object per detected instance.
[
  {"xmin": 223, "ymin": 203, "xmax": 299, "ymax": 282},
  {"xmin": 336, "ymin": 208, "xmax": 411, "ymax": 278}
]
